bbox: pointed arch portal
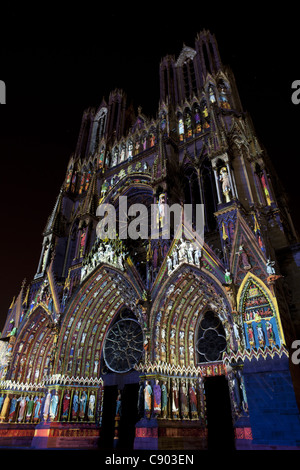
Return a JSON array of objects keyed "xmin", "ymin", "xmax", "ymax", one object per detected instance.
[
  {"xmin": 150, "ymin": 263, "xmax": 233, "ymax": 368},
  {"xmin": 237, "ymin": 272, "xmax": 285, "ymax": 351},
  {"xmin": 56, "ymin": 264, "xmax": 144, "ymax": 380}
]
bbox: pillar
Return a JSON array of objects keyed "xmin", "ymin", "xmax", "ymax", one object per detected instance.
[{"xmin": 213, "ymin": 168, "xmax": 222, "ymax": 204}]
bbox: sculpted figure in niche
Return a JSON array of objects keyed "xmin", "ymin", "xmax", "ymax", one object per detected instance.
[
  {"xmin": 172, "ymin": 379, "xmax": 179, "ymax": 419},
  {"xmin": 153, "ymin": 380, "xmax": 161, "ymax": 416},
  {"xmin": 180, "ymin": 380, "xmax": 189, "ymax": 419},
  {"xmin": 161, "ymin": 381, "xmax": 168, "ymax": 418},
  {"xmin": 144, "ymin": 380, "xmax": 152, "ymax": 418},
  {"xmin": 219, "ymin": 166, "xmax": 231, "ymax": 203},
  {"xmin": 88, "ymin": 392, "xmax": 96, "ymax": 420},
  {"xmin": 189, "ymin": 381, "xmax": 198, "ymax": 419},
  {"xmin": 50, "ymin": 391, "xmax": 59, "ymax": 421}
]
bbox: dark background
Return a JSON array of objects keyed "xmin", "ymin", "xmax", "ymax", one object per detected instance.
[{"xmin": 0, "ymin": 5, "xmax": 299, "ymax": 330}]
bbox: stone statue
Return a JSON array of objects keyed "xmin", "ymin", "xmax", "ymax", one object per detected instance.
[
  {"xmin": 225, "ymin": 269, "xmax": 232, "ymax": 284},
  {"xmin": 180, "ymin": 380, "xmax": 189, "ymax": 419},
  {"xmin": 0, "ymin": 394, "xmax": 10, "ymax": 422},
  {"xmin": 236, "ymin": 245, "xmax": 251, "ymax": 270},
  {"xmin": 116, "ymin": 390, "xmax": 122, "ymax": 417},
  {"xmin": 172, "ymin": 248, "xmax": 178, "ymax": 268},
  {"xmin": 194, "ymin": 247, "xmax": 202, "ymax": 265},
  {"xmin": 266, "ymin": 258, "xmax": 276, "ymax": 275},
  {"xmin": 238, "ymin": 371, "xmax": 248, "ymax": 412},
  {"xmin": 178, "ymin": 238, "xmax": 187, "ymax": 261},
  {"xmin": 266, "ymin": 321, "xmax": 275, "ymax": 345},
  {"xmin": 98, "ymin": 244, "xmax": 104, "ymax": 261},
  {"xmin": 228, "ymin": 371, "xmax": 241, "ymax": 412},
  {"xmin": 257, "ymin": 322, "xmax": 265, "ymax": 346},
  {"xmin": 62, "ymin": 390, "xmax": 71, "ymax": 420},
  {"xmin": 187, "ymin": 243, "xmax": 194, "ymax": 263},
  {"xmin": 161, "ymin": 381, "xmax": 168, "ymax": 418},
  {"xmin": 157, "ymin": 193, "xmax": 166, "ymax": 229},
  {"xmin": 49, "ymin": 391, "xmax": 59, "ymax": 421},
  {"xmin": 153, "ymin": 380, "xmax": 161, "ymax": 415},
  {"xmin": 233, "ymin": 322, "xmax": 240, "ymax": 343},
  {"xmin": 88, "ymin": 392, "xmax": 95, "ymax": 420},
  {"xmin": 26, "ymin": 395, "xmax": 35, "ymax": 422},
  {"xmin": 219, "ymin": 166, "xmax": 231, "ymax": 203},
  {"xmin": 118, "ymin": 253, "xmax": 124, "ymax": 270},
  {"xmin": 167, "ymin": 256, "xmax": 173, "ymax": 274},
  {"xmin": 8, "ymin": 395, "xmax": 17, "ymax": 422},
  {"xmin": 33, "ymin": 395, "xmax": 43, "ymax": 423},
  {"xmin": 171, "ymin": 379, "xmax": 179, "ymax": 418},
  {"xmin": 144, "ymin": 380, "xmax": 152, "ymax": 418},
  {"xmin": 43, "ymin": 391, "xmax": 51, "ymax": 421},
  {"xmin": 189, "ymin": 381, "xmax": 198, "ymax": 418},
  {"xmin": 72, "ymin": 391, "xmax": 79, "ymax": 420},
  {"xmin": 79, "ymin": 390, "xmax": 87, "ymax": 420},
  {"xmin": 137, "ymin": 381, "xmax": 144, "ymax": 417}
]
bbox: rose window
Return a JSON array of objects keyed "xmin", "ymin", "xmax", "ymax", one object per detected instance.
[{"xmin": 103, "ymin": 319, "xmax": 144, "ymax": 373}]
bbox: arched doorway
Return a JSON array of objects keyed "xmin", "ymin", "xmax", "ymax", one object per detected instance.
[
  {"xmin": 147, "ymin": 263, "xmax": 236, "ymax": 449},
  {"xmin": 99, "ymin": 308, "xmax": 144, "ymax": 450},
  {"xmin": 195, "ymin": 310, "xmax": 235, "ymax": 449}
]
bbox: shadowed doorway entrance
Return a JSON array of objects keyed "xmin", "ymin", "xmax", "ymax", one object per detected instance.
[
  {"xmin": 99, "ymin": 383, "xmax": 139, "ymax": 450},
  {"xmin": 204, "ymin": 375, "xmax": 235, "ymax": 450}
]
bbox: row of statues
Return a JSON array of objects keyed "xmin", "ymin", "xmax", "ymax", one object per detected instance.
[
  {"xmin": 81, "ymin": 237, "xmax": 127, "ymax": 282},
  {"xmin": 0, "ymin": 393, "xmax": 43, "ymax": 423},
  {"xmin": 59, "ymin": 389, "xmax": 96, "ymax": 421},
  {"xmin": 167, "ymin": 239, "xmax": 202, "ymax": 275},
  {"xmin": 136, "ymin": 378, "xmax": 201, "ymax": 421},
  {"xmin": 0, "ymin": 389, "xmax": 97, "ymax": 424}
]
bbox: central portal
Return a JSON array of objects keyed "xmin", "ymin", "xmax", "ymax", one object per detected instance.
[{"xmin": 100, "ymin": 383, "xmax": 139, "ymax": 450}]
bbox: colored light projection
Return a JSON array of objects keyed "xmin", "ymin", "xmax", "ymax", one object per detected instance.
[{"xmin": 240, "ymin": 278, "xmax": 281, "ymax": 350}]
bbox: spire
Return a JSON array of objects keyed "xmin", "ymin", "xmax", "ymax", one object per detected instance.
[
  {"xmin": 22, "ymin": 284, "xmax": 30, "ymax": 307},
  {"xmin": 2, "ymin": 279, "xmax": 26, "ymax": 337},
  {"xmin": 43, "ymin": 186, "xmax": 64, "ymax": 236},
  {"xmin": 9, "ymin": 296, "xmax": 15, "ymax": 310},
  {"xmin": 46, "ymin": 255, "xmax": 61, "ymax": 321},
  {"xmin": 14, "ymin": 279, "xmax": 26, "ymax": 328}
]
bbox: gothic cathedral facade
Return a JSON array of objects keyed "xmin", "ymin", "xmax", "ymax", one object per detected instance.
[{"xmin": 1, "ymin": 30, "xmax": 300, "ymax": 450}]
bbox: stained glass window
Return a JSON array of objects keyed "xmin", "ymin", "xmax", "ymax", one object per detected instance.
[
  {"xmin": 103, "ymin": 319, "xmax": 143, "ymax": 373},
  {"xmin": 178, "ymin": 115, "xmax": 184, "ymax": 141}
]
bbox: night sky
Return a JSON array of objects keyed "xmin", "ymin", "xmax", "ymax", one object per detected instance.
[{"xmin": 0, "ymin": 5, "xmax": 299, "ymax": 331}]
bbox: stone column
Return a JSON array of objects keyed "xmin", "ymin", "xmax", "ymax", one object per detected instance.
[{"xmin": 213, "ymin": 168, "xmax": 222, "ymax": 204}]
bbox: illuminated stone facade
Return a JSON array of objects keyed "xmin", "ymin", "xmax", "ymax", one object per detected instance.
[{"xmin": 1, "ymin": 30, "xmax": 300, "ymax": 450}]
